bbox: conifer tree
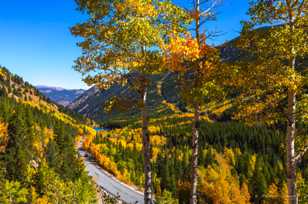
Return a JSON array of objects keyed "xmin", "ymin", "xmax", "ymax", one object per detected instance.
[{"xmin": 5, "ymin": 113, "xmax": 33, "ymax": 180}]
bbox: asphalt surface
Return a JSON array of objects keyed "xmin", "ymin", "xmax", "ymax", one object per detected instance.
[{"xmin": 78, "ymin": 149, "xmax": 144, "ymax": 204}]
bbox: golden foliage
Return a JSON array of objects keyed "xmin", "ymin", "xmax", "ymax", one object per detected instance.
[
  {"xmin": 199, "ymin": 150, "xmax": 251, "ymax": 204},
  {"xmin": 0, "ymin": 121, "xmax": 8, "ymax": 153},
  {"xmin": 89, "ymin": 144, "xmax": 120, "ymax": 177},
  {"xmin": 163, "ymin": 34, "xmax": 204, "ymax": 72},
  {"xmin": 115, "ymin": 0, "xmax": 157, "ymax": 18},
  {"xmin": 32, "ymin": 125, "xmax": 54, "ymax": 159},
  {"xmin": 0, "ymin": 68, "xmax": 5, "ymax": 78},
  {"xmin": 264, "ymin": 182, "xmax": 288, "ymax": 204},
  {"xmin": 150, "ymin": 135, "xmax": 166, "ymax": 146},
  {"xmin": 31, "ymin": 188, "xmax": 50, "ymax": 204},
  {"xmin": 162, "ymin": 100, "xmax": 180, "ymax": 113},
  {"xmin": 148, "ymin": 125, "xmax": 161, "ymax": 134}
]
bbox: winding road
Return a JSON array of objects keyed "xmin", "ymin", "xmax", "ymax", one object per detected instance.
[{"xmin": 78, "ymin": 149, "xmax": 144, "ymax": 204}]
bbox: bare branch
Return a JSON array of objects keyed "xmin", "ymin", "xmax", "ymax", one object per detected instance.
[
  {"xmin": 292, "ymin": 0, "xmax": 300, "ymax": 7},
  {"xmin": 296, "ymin": 0, "xmax": 306, "ymax": 19},
  {"xmin": 286, "ymin": 0, "xmax": 296, "ymax": 22},
  {"xmin": 206, "ymin": 30, "xmax": 224, "ymax": 39},
  {"xmin": 200, "ymin": 0, "xmax": 221, "ymax": 17},
  {"xmin": 193, "ymin": 0, "xmax": 197, "ymax": 10},
  {"xmin": 295, "ymin": 145, "xmax": 308, "ymax": 164}
]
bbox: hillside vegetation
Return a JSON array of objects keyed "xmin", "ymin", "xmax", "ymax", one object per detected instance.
[
  {"xmin": 83, "ymin": 100, "xmax": 308, "ymax": 203},
  {"xmin": 0, "ymin": 67, "xmax": 97, "ymax": 203}
]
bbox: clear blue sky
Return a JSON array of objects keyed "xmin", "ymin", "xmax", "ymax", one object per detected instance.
[{"xmin": 0, "ymin": 0, "xmax": 249, "ymax": 89}]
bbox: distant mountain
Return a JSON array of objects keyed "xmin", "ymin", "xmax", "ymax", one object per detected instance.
[
  {"xmin": 37, "ymin": 85, "xmax": 85, "ymax": 107},
  {"xmin": 67, "ymin": 73, "xmax": 180, "ymax": 122},
  {"xmin": 67, "ymin": 36, "xmax": 243, "ymax": 123},
  {"xmin": 68, "ymin": 83, "xmax": 132, "ymax": 120}
]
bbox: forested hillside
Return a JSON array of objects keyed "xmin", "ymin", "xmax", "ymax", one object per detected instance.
[
  {"xmin": 83, "ymin": 104, "xmax": 308, "ymax": 204},
  {"xmin": 0, "ymin": 67, "xmax": 97, "ymax": 203},
  {"xmin": 68, "ymin": 73, "xmax": 176, "ymax": 122}
]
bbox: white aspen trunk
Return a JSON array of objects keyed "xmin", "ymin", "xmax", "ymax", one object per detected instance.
[
  {"xmin": 190, "ymin": 1, "xmax": 201, "ymax": 203},
  {"xmin": 190, "ymin": 103, "xmax": 200, "ymax": 204},
  {"xmin": 286, "ymin": 55, "xmax": 298, "ymax": 204},
  {"xmin": 286, "ymin": 6, "xmax": 298, "ymax": 201},
  {"xmin": 141, "ymin": 87, "xmax": 153, "ymax": 204}
]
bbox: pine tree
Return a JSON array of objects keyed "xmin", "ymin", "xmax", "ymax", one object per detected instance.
[{"xmin": 5, "ymin": 112, "xmax": 33, "ymax": 181}]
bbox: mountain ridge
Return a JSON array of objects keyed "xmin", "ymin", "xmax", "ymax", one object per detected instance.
[
  {"xmin": 66, "ymin": 35, "xmax": 239, "ymax": 123},
  {"xmin": 37, "ymin": 85, "xmax": 85, "ymax": 107}
]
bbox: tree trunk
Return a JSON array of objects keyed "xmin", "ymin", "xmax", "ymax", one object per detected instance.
[
  {"xmin": 190, "ymin": 1, "xmax": 201, "ymax": 203},
  {"xmin": 190, "ymin": 103, "xmax": 200, "ymax": 204},
  {"xmin": 141, "ymin": 87, "xmax": 153, "ymax": 204},
  {"xmin": 286, "ymin": 55, "xmax": 298, "ymax": 204}
]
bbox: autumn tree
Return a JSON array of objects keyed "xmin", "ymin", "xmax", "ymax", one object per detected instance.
[
  {"xmin": 232, "ymin": 1, "xmax": 307, "ymax": 203},
  {"xmin": 0, "ymin": 180, "xmax": 28, "ymax": 204},
  {"xmin": 199, "ymin": 152, "xmax": 251, "ymax": 204},
  {"xmin": 0, "ymin": 121, "xmax": 8, "ymax": 153},
  {"xmin": 163, "ymin": 1, "xmax": 223, "ymax": 203},
  {"xmin": 71, "ymin": 1, "xmax": 188, "ymax": 203}
]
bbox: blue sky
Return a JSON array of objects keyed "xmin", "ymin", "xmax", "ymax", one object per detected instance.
[{"xmin": 0, "ymin": 0, "xmax": 249, "ymax": 89}]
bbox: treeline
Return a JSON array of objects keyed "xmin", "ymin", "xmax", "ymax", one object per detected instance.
[{"xmin": 0, "ymin": 95, "xmax": 96, "ymax": 203}]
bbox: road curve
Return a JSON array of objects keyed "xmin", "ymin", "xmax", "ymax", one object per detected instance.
[{"xmin": 78, "ymin": 149, "xmax": 144, "ymax": 204}]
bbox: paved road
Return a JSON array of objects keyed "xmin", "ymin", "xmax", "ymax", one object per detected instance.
[{"xmin": 78, "ymin": 149, "xmax": 144, "ymax": 204}]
